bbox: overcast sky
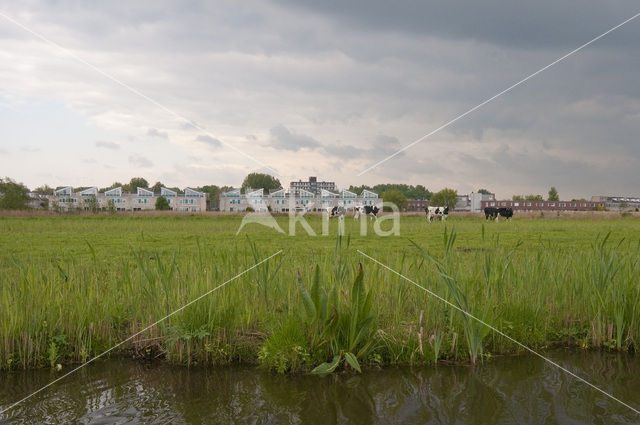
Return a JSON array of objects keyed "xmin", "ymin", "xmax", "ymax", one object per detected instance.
[{"xmin": 1, "ymin": 1, "xmax": 639, "ymax": 199}]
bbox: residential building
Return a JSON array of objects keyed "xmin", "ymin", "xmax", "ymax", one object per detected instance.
[
  {"xmin": 481, "ymin": 199, "xmax": 601, "ymax": 211},
  {"xmin": 456, "ymin": 192, "xmax": 496, "ymax": 212},
  {"xmin": 289, "ymin": 176, "xmax": 336, "ymax": 195},
  {"xmin": 48, "ymin": 186, "xmax": 208, "ymax": 212},
  {"xmin": 219, "ymin": 187, "xmax": 381, "ymax": 212},
  {"xmin": 591, "ymin": 195, "xmax": 640, "ymax": 210}
]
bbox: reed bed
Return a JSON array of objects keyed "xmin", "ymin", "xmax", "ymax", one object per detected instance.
[{"xmin": 0, "ymin": 214, "xmax": 639, "ymax": 372}]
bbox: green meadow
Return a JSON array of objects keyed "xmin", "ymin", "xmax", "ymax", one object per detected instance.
[{"xmin": 1, "ymin": 214, "xmax": 639, "ymax": 372}]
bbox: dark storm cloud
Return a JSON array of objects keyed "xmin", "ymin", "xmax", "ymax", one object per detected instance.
[
  {"xmin": 322, "ymin": 135, "xmax": 406, "ymax": 160},
  {"xmin": 269, "ymin": 124, "xmax": 321, "ymax": 151},
  {"xmin": 3, "ymin": 0, "xmax": 639, "ymax": 196},
  {"xmin": 274, "ymin": 0, "xmax": 640, "ymax": 49}
]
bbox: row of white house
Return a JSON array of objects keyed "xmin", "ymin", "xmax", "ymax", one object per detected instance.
[
  {"xmin": 48, "ymin": 186, "xmax": 208, "ymax": 212},
  {"xmin": 219, "ymin": 188, "xmax": 381, "ymax": 213}
]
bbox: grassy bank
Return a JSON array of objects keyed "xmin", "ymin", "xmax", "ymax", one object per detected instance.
[{"xmin": 1, "ymin": 214, "xmax": 639, "ymax": 372}]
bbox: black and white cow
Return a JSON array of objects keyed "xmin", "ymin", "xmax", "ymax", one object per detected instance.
[
  {"xmin": 327, "ymin": 205, "xmax": 346, "ymax": 219},
  {"xmin": 484, "ymin": 207, "xmax": 498, "ymax": 220},
  {"xmin": 425, "ymin": 206, "xmax": 449, "ymax": 222},
  {"xmin": 484, "ymin": 207, "xmax": 513, "ymax": 221},
  {"xmin": 354, "ymin": 205, "xmax": 379, "ymax": 220}
]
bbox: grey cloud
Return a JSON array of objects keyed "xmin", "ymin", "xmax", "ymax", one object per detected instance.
[
  {"xmin": 323, "ymin": 143, "xmax": 366, "ymax": 158},
  {"xmin": 95, "ymin": 140, "xmax": 120, "ymax": 149},
  {"xmin": 196, "ymin": 134, "xmax": 223, "ymax": 148},
  {"xmin": 128, "ymin": 155, "xmax": 154, "ymax": 168},
  {"xmin": 275, "ymin": 1, "xmax": 640, "ymax": 49},
  {"xmin": 3, "ymin": 1, "xmax": 639, "ymax": 196},
  {"xmin": 270, "ymin": 124, "xmax": 321, "ymax": 151},
  {"xmin": 323, "ymin": 135, "xmax": 406, "ymax": 161},
  {"xmin": 147, "ymin": 128, "xmax": 168, "ymax": 139}
]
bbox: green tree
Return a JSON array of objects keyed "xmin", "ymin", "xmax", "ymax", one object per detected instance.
[
  {"xmin": 512, "ymin": 195, "xmax": 524, "ymax": 201},
  {"xmin": 155, "ymin": 196, "xmax": 170, "ymax": 210},
  {"xmin": 430, "ymin": 188, "xmax": 458, "ymax": 210},
  {"xmin": 0, "ymin": 178, "xmax": 30, "ymax": 210},
  {"xmin": 150, "ymin": 181, "xmax": 164, "ymax": 193},
  {"xmin": 477, "ymin": 188, "xmax": 492, "ymax": 195},
  {"xmin": 196, "ymin": 185, "xmax": 225, "ymax": 210},
  {"xmin": 349, "ymin": 183, "xmax": 431, "ymax": 200},
  {"xmin": 128, "ymin": 177, "xmax": 149, "ymax": 192},
  {"xmin": 382, "ymin": 189, "xmax": 408, "ymax": 211},
  {"xmin": 33, "ymin": 184, "xmax": 54, "ymax": 195},
  {"xmin": 197, "ymin": 185, "xmax": 220, "ymax": 199},
  {"xmin": 107, "ymin": 199, "xmax": 116, "ymax": 214},
  {"xmin": 548, "ymin": 187, "xmax": 559, "ymax": 202},
  {"xmin": 525, "ymin": 194, "xmax": 544, "ymax": 201},
  {"xmin": 241, "ymin": 173, "xmax": 281, "ymax": 193}
]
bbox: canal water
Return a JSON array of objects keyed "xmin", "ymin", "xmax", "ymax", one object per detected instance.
[{"xmin": 1, "ymin": 350, "xmax": 639, "ymax": 424}]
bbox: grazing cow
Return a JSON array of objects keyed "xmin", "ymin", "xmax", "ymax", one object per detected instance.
[
  {"xmin": 425, "ymin": 206, "xmax": 449, "ymax": 222},
  {"xmin": 484, "ymin": 207, "xmax": 498, "ymax": 221},
  {"xmin": 484, "ymin": 207, "xmax": 513, "ymax": 221},
  {"xmin": 498, "ymin": 207, "xmax": 513, "ymax": 221},
  {"xmin": 327, "ymin": 205, "xmax": 346, "ymax": 219},
  {"xmin": 354, "ymin": 205, "xmax": 379, "ymax": 220}
]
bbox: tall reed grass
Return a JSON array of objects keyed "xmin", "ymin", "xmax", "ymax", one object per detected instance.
[{"xmin": 1, "ymin": 215, "xmax": 639, "ymax": 371}]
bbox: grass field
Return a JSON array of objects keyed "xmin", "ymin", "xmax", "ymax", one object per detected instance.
[{"xmin": 1, "ymin": 214, "xmax": 639, "ymax": 372}]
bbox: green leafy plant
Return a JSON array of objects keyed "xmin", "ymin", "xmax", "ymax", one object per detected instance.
[{"xmin": 297, "ymin": 264, "xmax": 376, "ymax": 374}]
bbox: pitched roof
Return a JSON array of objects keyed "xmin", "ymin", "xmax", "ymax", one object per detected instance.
[
  {"xmin": 105, "ymin": 187, "xmax": 122, "ymax": 196},
  {"xmin": 160, "ymin": 187, "xmax": 177, "ymax": 197},
  {"xmin": 185, "ymin": 187, "xmax": 204, "ymax": 197},
  {"xmin": 78, "ymin": 187, "xmax": 98, "ymax": 196},
  {"xmin": 54, "ymin": 186, "xmax": 73, "ymax": 196},
  {"xmin": 138, "ymin": 187, "xmax": 154, "ymax": 196}
]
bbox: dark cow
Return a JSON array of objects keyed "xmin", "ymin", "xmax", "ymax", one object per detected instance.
[
  {"xmin": 425, "ymin": 206, "xmax": 449, "ymax": 222},
  {"xmin": 484, "ymin": 207, "xmax": 513, "ymax": 221},
  {"xmin": 484, "ymin": 207, "xmax": 498, "ymax": 220},
  {"xmin": 498, "ymin": 207, "xmax": 513, "ymax": 221},
  {"xmin": 355, "ymin": 205, "xmax": 379, "ymax": 220}
]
